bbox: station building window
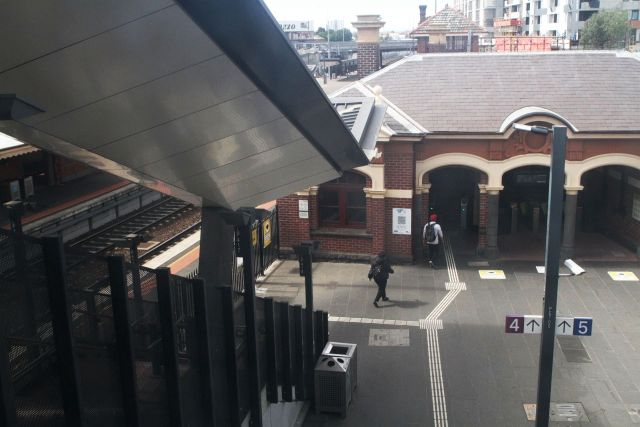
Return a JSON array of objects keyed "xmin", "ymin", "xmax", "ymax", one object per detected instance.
[{"xmin": 317, "ymin": 171, "xmax": 366, "ymax": 228}]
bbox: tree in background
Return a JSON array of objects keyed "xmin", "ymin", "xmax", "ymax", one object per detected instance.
[
  {"xmin": 316, "ymin": 27, "xmax": 353, "ymax": 42},
  {"xmin": 580, "ymin": 9, "xmax": 631, "ymax": 49}
]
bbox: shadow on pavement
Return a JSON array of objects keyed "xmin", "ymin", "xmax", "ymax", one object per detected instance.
[{"xmin": 375, "ymin": 299, "xmax": 428, "ymax": 309}]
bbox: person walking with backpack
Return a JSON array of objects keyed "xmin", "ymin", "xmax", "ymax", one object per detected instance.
[
  {"xmin": 368, "ymin": 251, "xmax": 394, "ymax": 307},
  {"xmin": 423, "ymin": 213, "xmax": 444, "ymax": 269}
]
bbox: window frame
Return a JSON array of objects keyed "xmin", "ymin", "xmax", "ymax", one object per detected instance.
[{"xmin": 317, "ymin": 172, "xmax": 367, "ymax": 229}]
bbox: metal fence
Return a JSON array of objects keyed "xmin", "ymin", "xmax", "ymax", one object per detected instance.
[{"xmin": 0, "ymin": 221, "xmax": 327, "ymax": 427}]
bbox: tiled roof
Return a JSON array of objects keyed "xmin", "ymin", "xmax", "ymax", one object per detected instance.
[
  {"xmin": 411, "ymin": 6, "xmax": 484, "ymax": 36},
  {"xmin": 363, "ymin": 51, "xmax": 640, "ymax": 133}
]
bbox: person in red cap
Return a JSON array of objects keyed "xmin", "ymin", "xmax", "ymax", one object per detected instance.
[{"xmin": 423, "ymin": 213, "xmax": 443, "ymax": 268}]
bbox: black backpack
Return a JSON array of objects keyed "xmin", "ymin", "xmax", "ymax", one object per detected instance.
[
  {"xmin": 425, "ymin": 223, "xmax": 436, "ymax": 243},
  {"xmin": 369, "ymin": 263, "xmax": 384, "ymax": 280}
]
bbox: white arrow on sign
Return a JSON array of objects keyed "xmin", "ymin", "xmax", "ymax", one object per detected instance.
[
  {"xmin": 556, "ymin": 317, "xmax": 574, "ymax": 335},
  {"xmin": 524, "ymin": 315, "xmax": 542, "ymax": 334}
]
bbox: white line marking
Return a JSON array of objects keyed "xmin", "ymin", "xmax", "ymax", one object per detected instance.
[
  {"xmin": 445, "ymin": 282, "xmax": 466, "ymax": 291},
  {"xmin": 327, "ymin": 316, "xmax": 422, "ymax": 326},
  {"xmin": 422, "ymin": 236, "xmax": 462, "ymax": 426}
]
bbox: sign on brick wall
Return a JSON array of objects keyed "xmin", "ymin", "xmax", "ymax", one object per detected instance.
[
  {"xmin": 392, "ymin": 208, "xmax": 411, "ymax": 235},
  {"xmin": 298, "ymin": 199, "xmax": 309, "ymax": 219}
]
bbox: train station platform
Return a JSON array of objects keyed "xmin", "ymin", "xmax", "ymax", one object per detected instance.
[
  {"xmin": 1, "ymin": 172, "xmax": 128, "ymax": 228},
  {"xmin": 258, "ymin": 244, "xmax": 640, "ymax": 426}
]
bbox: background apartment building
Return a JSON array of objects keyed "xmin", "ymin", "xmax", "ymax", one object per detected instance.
[{"xmin": 455, "ymin": 0, "xmax": 639, "ymax": 41}]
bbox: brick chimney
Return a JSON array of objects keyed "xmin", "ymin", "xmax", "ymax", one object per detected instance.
[
  {"xmin": 352, "ymin": 15, "xmax": 385, "ymax": 78},
  {"xmin": 419, "ymin": 5, "xmax": 427, "ymax": 23}
]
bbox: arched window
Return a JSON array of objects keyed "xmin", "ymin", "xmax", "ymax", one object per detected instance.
[{"xmin": 317, "ymin": 172, "xmax": 366, "ymax": 228}]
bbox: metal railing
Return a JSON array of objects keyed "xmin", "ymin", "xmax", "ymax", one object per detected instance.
[{"xmin": 0, "ymin": 220, "xmax": 324, "ymax": 427}]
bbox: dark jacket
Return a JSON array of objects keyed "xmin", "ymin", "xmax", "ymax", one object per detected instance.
[{"xmin": 369, "ymin": 254, "xmax": 394, "ymax": 282}]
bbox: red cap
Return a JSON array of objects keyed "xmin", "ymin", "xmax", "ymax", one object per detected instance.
[{"xmin": 430, "ymin": 214, "xmax": 438, "ymax": 221}]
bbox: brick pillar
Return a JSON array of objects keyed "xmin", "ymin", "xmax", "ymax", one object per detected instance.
[
  {"xmin": 352, "ymin": 15, "xmax": 385, "ymax": 78},
  {"xmin": 416, "ymin": 183, "xmax": 431, "ymax": 261},
  {"xmin": 366, "ymin": 193, "xmax": 386, "ymax": 254},
  {"xmin": 485, "ymin": 190, "xmax": 501, "ymax": 258},
  {"xmin": 561, "ymin": 188, "xmax": 581, "ymax": 258},
  {"xmin": 383, "ymin": 141, "xmax": 415, "ymax": 262},
  {"xmin": 357, "ymin": 43, "xmax": 381, "ymax": 77},
  {"xmin": 477, "ymin": 184, "xmax": 488, "ymax": 253},
  {"xmin": 277, "ymin": 194, "xmax": 311, "ymax": 253}
]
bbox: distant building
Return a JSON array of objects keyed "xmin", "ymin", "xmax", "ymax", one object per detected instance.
[
  {"xmin": 452, "ymin": 0, "xmax": 639, "ymax": 43},
  {"xmin": 277, "ymin": 51, "xmax": 640, "ymax": 262},
  {"xmin": 451, "ymin": 0, "xmax": 500, "ymax": 33},
  {"xmin": 278, "ymin": 20, "xmax": 317, "ymax": 45},
  {"xmin": 410, "ymin": 5, "xmax": 486, "ymax": 53}
]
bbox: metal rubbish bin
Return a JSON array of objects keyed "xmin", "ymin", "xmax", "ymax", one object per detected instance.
[
  {"xmin": 322, "ymin": 341, "xmax": 357, "ymax": 390},
  {"xmin": 314, "ymin": 355, "xmax": 353, "ymax": 417}
]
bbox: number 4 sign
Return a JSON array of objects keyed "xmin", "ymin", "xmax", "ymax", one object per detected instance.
[{"xmin": 505, "ymin": 315, "xmax": 524, "ymax": 333}]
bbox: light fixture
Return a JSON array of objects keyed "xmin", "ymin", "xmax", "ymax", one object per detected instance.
[{"xmin": 512, "ymin": 123, "xmax": 550, "ymax": 135}]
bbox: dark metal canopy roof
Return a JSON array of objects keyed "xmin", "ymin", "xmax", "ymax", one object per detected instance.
[{"xmin": 0, "ymin": 0, "xmax": 368, "ymax": 209}]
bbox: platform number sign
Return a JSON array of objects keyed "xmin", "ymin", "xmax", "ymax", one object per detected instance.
[
  {"xmin": 573, "ymin": 317, "xmax": 592, "ymax": 336},
  {"xmin": 505, "ymin": 315, "xmax": 524, "ymax": 333},
  {"xmin": 506, "ymin": 315, "xmax": 592, "ymax": 336}
]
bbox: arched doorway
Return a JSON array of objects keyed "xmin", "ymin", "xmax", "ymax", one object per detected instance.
[
  {"xmin": 500, "ymin": 165, "xmax": 550, "ymax": 234},
  {"xmin": 425, "ymin": 166, "xmax": 486, "ymax": 255},
  {"xmin": 578, "ymin": 165, "xmax": 640, "ymax": 260},
  {"xmin": 429, "ymin": 167, "xmax": 480, "ymax": 230}
]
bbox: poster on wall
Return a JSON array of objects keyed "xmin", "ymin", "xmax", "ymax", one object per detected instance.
[
  {"xmin": 298, "ymin": 199, "xmax": 309, "ymax": 219},
  {"xmin": 262, "ymin": 218, "xmax": 272, "ymax": 248},
  {"xmin": 24, "ymin": 176, "xmax": 34, "ymax": 198},
  {"xmin": 9, "ymin": 180, "xmax": 21, "ymax": 201},
  {"xmin": 392, "ymin": 208, "xmax": 411, "ymax": 235}
]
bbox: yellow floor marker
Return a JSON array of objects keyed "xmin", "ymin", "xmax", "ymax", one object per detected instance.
[
  {"xmin": 479, "ymin": 270, "xmax": 506, "ymax": 279},
  {"xmin": 608, "ymin": 271, "xmax": 639, "ymax": 281}
]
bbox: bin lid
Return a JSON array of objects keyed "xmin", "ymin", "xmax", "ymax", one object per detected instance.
[
  {"xmin": 322, "ymin": 341, "xmax": 357, "ymax": 358},
  {"xmin": 315, "ymin": 355, "xmax": 350, "ymax": 373}
]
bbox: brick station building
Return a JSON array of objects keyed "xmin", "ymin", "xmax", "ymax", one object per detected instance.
[{"xmin": 277, "ymin": 50, "xmax": 640, "ymax": 262}]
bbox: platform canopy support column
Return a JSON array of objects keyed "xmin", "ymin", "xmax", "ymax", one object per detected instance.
[
  {"xmin": 485, "ymin": 187, "xmax": 502, "ymax": 258},
  {"xmin": 561, "ymin": 187, "xmax": 582, "ymax": 259},
  {"xmin": 198, "ymin": 207, "xmax": 239, "ymax": 426}
]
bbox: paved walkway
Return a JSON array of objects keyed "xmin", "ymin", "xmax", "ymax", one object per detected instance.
[{"xmin": 259, "ymin": 239, "xmax": 640, "ymax": 426}]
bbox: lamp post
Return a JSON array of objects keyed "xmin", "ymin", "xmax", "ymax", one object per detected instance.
[{"xmin": 513, "ymin": 123, "xmax": 567, "ymax": 426}]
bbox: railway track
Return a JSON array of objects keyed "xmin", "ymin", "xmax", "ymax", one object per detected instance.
[{"xmin": 68, "ymin": 198, "xmax": 191, "ymax": 255}]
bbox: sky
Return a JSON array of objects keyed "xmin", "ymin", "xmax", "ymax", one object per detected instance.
[{"xmin": 262, "ymin": 0, "xmax": 437, "ymax": 33}]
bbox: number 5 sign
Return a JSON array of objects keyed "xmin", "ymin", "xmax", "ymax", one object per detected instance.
[{"xmin": 573, "ymin": 317, "xmax": 593, "ymax": 336}]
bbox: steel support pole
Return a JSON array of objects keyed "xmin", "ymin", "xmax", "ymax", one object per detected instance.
[
  {"xmin": 301, "ymin": 246, "xmax": 315, "ymax": 407},
  {"xmin": 264, "ymin": 298, "xmax": 278, "ymax": 404},
  {"xmin": 129, "ymin": 243, "xmax": 144, "ymax": 320},
  {"xmin": 157, "ymin": 268, "xmax": 184, "ymax": 427},
  {"xmin": 238, "ymin": 218, "xmax": 263, "ymax": 427},
  {"xmin": 279, "ymin": 302, "xmax": 293, "ymax": 402},
  {"xmin": 0, "ymin": 334, "xmax": 17, "ymax": 427},
  {"xmin": 42, "ymin": 236, "xmax": 84, "ymax": 427},
  {"xmin": 535, "ymin": 126, "xmax": 567, "ymax": 426},
  {"xmin": 191, "ymin": 279, "xmax": 216, "ymax": 426},
  {"xmin": 108, "ymin": 255, "xmax": 140, "ymax": 427}
]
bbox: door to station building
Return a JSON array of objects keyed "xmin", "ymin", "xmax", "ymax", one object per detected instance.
[{"xmin": 428, "ymin": 167, "xmax": 482, "ymax": 232}]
